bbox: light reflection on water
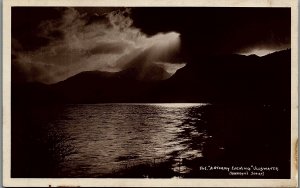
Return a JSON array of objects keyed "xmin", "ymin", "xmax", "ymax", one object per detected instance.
[{"xmin": 47, "ymin": 103, "xmax": 209, "ymax": 177}]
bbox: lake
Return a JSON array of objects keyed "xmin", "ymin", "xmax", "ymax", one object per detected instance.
[{"xmin": 11, "ymin": 103, "xmax": 290, "ymax": 178}]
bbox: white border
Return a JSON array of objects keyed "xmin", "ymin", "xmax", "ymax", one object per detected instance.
[
  {"xmin": 1, "ymin": 0, "xmax": 295, "ymax": 7},
  {"xmin": 2, "ymin": 0, "xmax": 298, "ymax": 187}
]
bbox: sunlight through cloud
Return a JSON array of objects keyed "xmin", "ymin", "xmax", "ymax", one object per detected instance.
[{"xmin": 12, "ymin": 8, "xmax": 184, "ymax": 83}]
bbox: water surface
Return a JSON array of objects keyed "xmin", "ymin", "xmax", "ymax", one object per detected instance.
[
  {"xmin": 43, "ymin": 103, "xmax": 209, "ymax": 177},
  {"xmin": 12, "ymin": 103, "xmax": 291, "ymax": 178}
]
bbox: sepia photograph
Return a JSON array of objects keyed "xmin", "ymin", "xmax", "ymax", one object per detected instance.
[{"xmin": 3, "ymin": 0, "xmax": 298, "ymax": 187}]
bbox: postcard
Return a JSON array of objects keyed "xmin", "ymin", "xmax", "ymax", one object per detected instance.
[{"xmin": 3, "ymin": 0, "xmax": 298, "ymax": 187}]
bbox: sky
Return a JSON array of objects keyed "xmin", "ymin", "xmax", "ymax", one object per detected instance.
[{"xmin": 12, "ymin": 7, "xmax": 291, "ymax": 84}]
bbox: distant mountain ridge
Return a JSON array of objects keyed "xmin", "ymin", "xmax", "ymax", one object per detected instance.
[{"xmin": 12, "ymin": 49, "xmax": 291, "ymax": 104}]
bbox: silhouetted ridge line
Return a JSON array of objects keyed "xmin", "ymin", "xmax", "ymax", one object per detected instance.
[{"xmin": 12, "ymin": 49, "xmax": 291, "ymax": 104}]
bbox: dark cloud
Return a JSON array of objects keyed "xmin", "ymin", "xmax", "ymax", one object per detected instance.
[
  {"xmin": 75, "ymin": 7, "xmax": 122, "ymax": 16},
  {"xmin": 12, "ymin": 7, "xmax": 184, "ymax": 84},
  {"xmin": 12, "ymin": 7, "xmax": 64, "ymax": 51},
  {"xmin": 131, "ymin": 8, "xmax": 291, "ymax": 59},
  {"xmin": 12, "ymin": 7, "xmax": 290, "ymax": 84}
]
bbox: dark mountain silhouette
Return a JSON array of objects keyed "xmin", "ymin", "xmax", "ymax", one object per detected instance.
[
  {"xmin": 12, "ymin": 49, "xmax": 291, "ymax": 105},
  {"xmin": 155, "ymin": 49, "xmax": 291, "ymax": 104}
]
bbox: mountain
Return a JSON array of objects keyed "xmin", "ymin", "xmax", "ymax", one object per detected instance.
[
  {"xmin": 12, "ymin": 49, "xmax": 291, "ymax": 104},
  {"xmin": 154, "ymin": 49, "xmax": 291, "ymax": 104}
]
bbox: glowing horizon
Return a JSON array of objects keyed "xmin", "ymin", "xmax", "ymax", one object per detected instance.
[
  {"xmin": 149, "ymin": 103, "xmax": 209, "ymax": 108},
  {"xmin": 239, "ymin": 48, "xmax": 278, "ymax": 57}
]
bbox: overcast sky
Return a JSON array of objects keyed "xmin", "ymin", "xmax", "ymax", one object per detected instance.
[{"xmin": 12, "ymin": 7, "xmax": 291, "ymax": 84}]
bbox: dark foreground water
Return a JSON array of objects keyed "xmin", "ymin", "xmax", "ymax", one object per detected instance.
[{"xmin": 12, "ymin": 103, "xmax": 291, "ymax": 178}]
